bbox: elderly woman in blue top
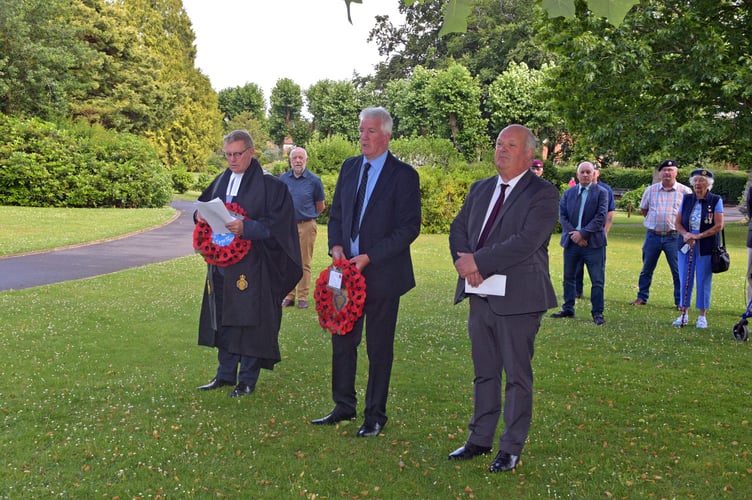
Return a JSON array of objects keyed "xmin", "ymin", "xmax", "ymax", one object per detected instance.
[{"xmin": 673, "ymin": 169, "xmax": 724, "ymax": 328}]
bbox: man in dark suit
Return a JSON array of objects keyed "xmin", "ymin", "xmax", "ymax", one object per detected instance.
[
  {"xmin": 550, "ymin": 161, "xmax": 608, "ymax": 325},
  {"xmin": 448, "ymin": 124, "xmax": 559, "ymax": 472},
  {"xmin": 311, "ymin": 107, "xmax": 421, "ymax": 437}
]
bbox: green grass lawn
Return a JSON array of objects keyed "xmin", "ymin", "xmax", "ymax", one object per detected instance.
[
  {"xmin": 0, "ymin": 212, "xmax": 750, "ymax": 498},
  {"xmin": 0, "ymin": 206, "xmax": 176, "ymax": 256}
]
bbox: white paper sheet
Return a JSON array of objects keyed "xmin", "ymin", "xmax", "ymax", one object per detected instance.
[
  {"xmin": 465, "ymin": 274, "xmax": 507, "ymax": 296},
  {"xmin": 195, "ymin": 198, "xmax": 237, "ymax": 234}
]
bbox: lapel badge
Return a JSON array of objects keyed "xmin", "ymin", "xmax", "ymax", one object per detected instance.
[{"xmin": 236, "ymin": 274, "xmax": 248, "ymax": 291}]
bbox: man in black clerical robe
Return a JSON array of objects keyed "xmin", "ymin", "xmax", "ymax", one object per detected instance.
[{"xmin": 195, "ymin": 130, "xmax": 301, "ymax": 397}]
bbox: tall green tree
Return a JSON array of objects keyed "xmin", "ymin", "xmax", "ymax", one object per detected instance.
[
  {"xmin": 305, "ymin": 80, "xmax": 361, "ymax": 141},
  {"xmin": 0, "ymin": 0, "xmax": 102, "ymax": 120},
  {"xmin": 218, "ymin": 83, "xmax": 266, "ymax": 123},
  {"xmin": 268, "ymin": 78, "xmax": 304, "ymax": 149},
  {"xmin": 384, "ymin": 66, "xmax": 437, "ymax": 138},
  {"xmin": 426, "ymin": 63, "xmax": 487, "ymax": 160},
  {"xmin": 540, "ymin": 0, "xmax": 752, "ymax": 167},
  {"xmin": 485, "ymin": 61, "xmax": 562, "ymax": 146},
  {"xmin": 120, "ymin": 0, "xmax": 222, "ymax": 170},
  {"xmin": 368, "ymin": 0, "xmax": 550, "ymax": 89}
]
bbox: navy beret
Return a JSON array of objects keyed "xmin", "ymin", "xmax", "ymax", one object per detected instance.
[
  {"xmin": 689, "ymin": 168, "xmax": 713, "ymax": 178},
  {"xmin": 658, "ymin": 159, "xmax": 678, "ymax": 171}
]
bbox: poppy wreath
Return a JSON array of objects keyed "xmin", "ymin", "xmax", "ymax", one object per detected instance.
[
  {"xmin": 314, "ymin": 259, "xmax": 366, "ymax": 335},
  {"xmin": 192, "ymin": 202, "xmax": 251, "ymax": 267}
]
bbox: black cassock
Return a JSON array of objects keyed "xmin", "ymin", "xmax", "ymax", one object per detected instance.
[{"xmin": 197, "ymin": 159, "xmax": 302, "ymax": 370}]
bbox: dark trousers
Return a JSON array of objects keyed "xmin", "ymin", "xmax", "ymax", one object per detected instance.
[
  {"xmin": 212, "ymin": 268, "xmax": 261, "ymax": 387},
  {"xmin": 330, "ymin": 295, "xmax": 400, "ymax": 426},
  {"xmin": 564, "ymin": 245, "xmax": 605, "ymax": 315},
  {"xmin": 467, "ymin": 296, "xmax": 541, "ymax": 455}
]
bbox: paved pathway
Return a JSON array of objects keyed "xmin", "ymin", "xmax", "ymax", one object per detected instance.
[
  {"xmin": 0, "ymin": 201, "xmax": 743, "ymax": 293},
  {"xmin": 0, "ymin": 200, "xmax": 196, "ymax": 292}
]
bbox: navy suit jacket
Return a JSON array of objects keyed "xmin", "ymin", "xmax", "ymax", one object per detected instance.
[
  {"xmin": 559, "ymin": 183, "xmax": 608, "ymax": 249},
  {"xmin": 449, "ymin": 170, "xmax": 560, "ymax": 315},
  {"xmin": 328, "ymin": 152, "xmax": 421, "ymax": 299}
]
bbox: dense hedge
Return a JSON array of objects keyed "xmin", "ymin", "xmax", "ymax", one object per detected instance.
[
  {"xmin": 314, "ymin": 159, "xmax": 492, "ymax": 233},
  {"xmin": 552, "ymin": 164, "xmax": 748, "ymax": 203},
  {"xmin": 0, "ymin": 115, "xmax": 172, "ymax": 208}
]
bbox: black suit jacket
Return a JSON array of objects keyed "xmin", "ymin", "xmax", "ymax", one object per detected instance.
[{"xmin": 328, "ymin": 152, "xmax": 421, "ymax": 299}]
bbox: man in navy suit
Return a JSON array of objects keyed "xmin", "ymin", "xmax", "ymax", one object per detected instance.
[
  {"xmin": 551, "ymin": 161, "xmax": 608, "ymax": 325},
  {"xmin": 448, "ymin": 124, "xmax": 559, "ymax": 472},
  {"xmin": 311, "ymin": 107, "xmax": 421, "ymax": 438}
]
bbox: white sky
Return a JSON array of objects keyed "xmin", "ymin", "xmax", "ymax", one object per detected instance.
[{"xmin": 182, "ymin": 0, "xmax": 405, "ymax": 102}]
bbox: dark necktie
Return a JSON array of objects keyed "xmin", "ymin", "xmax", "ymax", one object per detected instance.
[
  {"xmin": 351, "ymin": 163, "xmax": 371, "ymax": 239},
  {"xmin": 476, "ymin": 183, "xmax": 509, "ymax": 249}
]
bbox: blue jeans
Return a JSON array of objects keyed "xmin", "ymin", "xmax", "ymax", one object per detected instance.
[
  {"xmin": 563, "ymin": 245, "xmax": 605, "ymax": 315},
  {"xmin": 575, "ymin": 248, "xmax": 608, "ymax": 296},
  {"xmin": 636, "ymin": 231, "xmax": 681, "ymax": 305}
]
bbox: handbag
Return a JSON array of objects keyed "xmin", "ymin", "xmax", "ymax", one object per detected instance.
[{"xmin": 711, "ymin": 229, "xmax": 730, "ymax": 274}]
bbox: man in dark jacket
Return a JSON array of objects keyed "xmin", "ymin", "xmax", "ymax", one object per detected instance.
[
  {"xmin": 448, "ymin": 124, "xmax": 559, "ymax": 472},
  {"xmin": 195, "ymin": 130, "xmax": 301, "ymax": 397},
  {"xmin": 310, "ymin": 107, "xmax": 421, "ymax": 437},
  {"xmin": 551, "ymin": 161, "xmax": 609, "ymax": 325}
]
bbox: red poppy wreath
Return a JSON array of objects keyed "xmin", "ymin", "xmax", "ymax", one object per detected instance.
[
  {"xmin": 314, "ymin": 259, "xmax": 366, "ymax": 335},
  {"xmin": 193, "ymin": 202, "xmax": 251, "ymax": 267}
]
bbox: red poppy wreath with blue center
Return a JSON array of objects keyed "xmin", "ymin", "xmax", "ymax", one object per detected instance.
[
  {"xmin": 314, "ymin": 259, "xmax": 366, "ymax": 335},
  {"xmin": 193, "ymin": 202, "xmax": 251, "ymax": 267}
]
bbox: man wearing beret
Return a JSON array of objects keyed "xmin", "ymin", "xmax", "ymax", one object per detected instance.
[
  {"xmin": 630, "ymin": 160, "xmax": 691, "ymax": 308},
  {"xmin": 530, "ymin": 159, "xmax": 544, "ymax": 177}
]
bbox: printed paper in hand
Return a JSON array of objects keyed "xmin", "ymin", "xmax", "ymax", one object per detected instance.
[{"xmin": 195, "ymin": 198, "xmax": 237, "ymax": 234}]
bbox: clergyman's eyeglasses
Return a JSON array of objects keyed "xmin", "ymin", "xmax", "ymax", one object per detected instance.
[{"xmin": 223, "ymin": 147, "xmax": 250, "ymax": 159}]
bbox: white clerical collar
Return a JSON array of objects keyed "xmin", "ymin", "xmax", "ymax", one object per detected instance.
[{"xmin": 227, "ymin": 172, "xmax": 244, "ymax": 197}]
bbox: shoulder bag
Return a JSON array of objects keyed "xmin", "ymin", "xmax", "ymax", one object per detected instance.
[{"xmin": 711, "ymin": 229, "xmax": 730, "ymax": 274}]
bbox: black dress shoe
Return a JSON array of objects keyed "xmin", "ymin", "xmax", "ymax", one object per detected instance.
[
  {"xmin": 489, "ymin": 451, "xmax": 520, "ymax": 472},
  {"xmin": 197, "ymin": 377, "xmax": 235, "ymax": 391},
  {"xmin": 550, "ymin": 310, "xmax": 574, "ymax": 318},
  {"xmin": 228, "ymin": 382, "xmax": 254, "ymax": 398},
  {"xmin": 448, "ymin": 442, "xmax": 492, "ymax": 460},
  {"xmin": 356, "ymin": 421, "xmax": 383, "ymax": 437},
  {"xmin": 311, "ymin": 411, "xmax": 357, "ymax": 425},
  {"xmin": 593, "ymin": 314, "xmax": 605, "ymax": 325}
]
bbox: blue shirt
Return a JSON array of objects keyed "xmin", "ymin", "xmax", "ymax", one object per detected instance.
[
  {"xmin": 279, "ymin": 169, "xmax": 325, "ymax": 221},
  {"xmin": 351, "ymin": 151, "xmax": 388, "ymax": 256}
]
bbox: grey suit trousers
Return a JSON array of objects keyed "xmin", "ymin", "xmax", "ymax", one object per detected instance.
[{"xmin": 466, "ymin": 295, "xmax": 542, "ymax": 455}]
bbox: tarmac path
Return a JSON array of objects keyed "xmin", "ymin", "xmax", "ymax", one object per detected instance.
[
  {"xmin": 0, "ymin": 201, "xmax": 743, "ymax": 292},
  {"xmin": 0, "ymin": 200, "xmax": 197, "ymax": 292}
]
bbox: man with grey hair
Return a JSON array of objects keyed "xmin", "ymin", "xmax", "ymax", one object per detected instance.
[
  {"xmin": 551, "ymin": 161, "xmax": 609, "ymax": 325},
  {"xmin": 280, "ymin": 147, "xmax": 326, "ymax": 309},
  {"xmin": 311, "ymin": 107, "xmax": 421, "ymax": 438}
]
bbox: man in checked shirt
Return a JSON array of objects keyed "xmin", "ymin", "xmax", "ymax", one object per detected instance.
[{"xmin": 630, "ymin": 160, "xmax": 692, "ymax": 309}]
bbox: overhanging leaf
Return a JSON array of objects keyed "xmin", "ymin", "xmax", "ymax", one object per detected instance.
[
  {"xmin": 541, "ymin": 0, "xmax": 576, "ymax": 19},
  {"xmin": 588, "ymin": 0, "xmax": 639, "ymax": 26},
  {"xmin": 438, "ymin": 0, "xmax": 473, "ymax": 37},
  {"xmin": 345, "ymin": 0, "xmax": 364, "ymax": 24}
]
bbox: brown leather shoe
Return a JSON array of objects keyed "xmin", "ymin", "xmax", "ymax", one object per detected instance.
[
  {"xmin": 281, "ymin": 299, "xmax": 294, "ymax": 307},
  {"xmin": 630, "ymin": 299, "xmax": 647, "ymax": 305}
]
